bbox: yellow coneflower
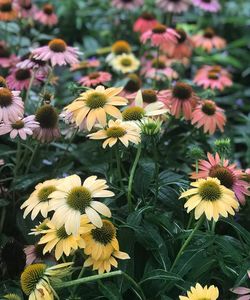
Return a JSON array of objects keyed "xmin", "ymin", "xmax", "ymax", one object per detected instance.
[
  {"xmin": 83, "ymin": 220, "xmax": 130, "ymax": 274},
  {"xmin": 49, "ymin": 174, "xmax": 114, "ymax": 234},
  {"xmin": 20, "ymin": 262, "xmax": 72, "ymax": 300},
  {"xmin": 179, "ymin": 177, "xmax": 239, "ymax": 221},
  {"xmin": 64, "ymin": 85, "xmax": 127, "ymax": 131},
  {"xmin": 38, "ymin": 215, "xmax": 94, "ymax": 260},
  {"xmin": 179, "ymin": 283, "xmax": 219, "ymax": 300},
  {"xmin": 111, "ymin": 40, "xmax": 131, "ymax": 55},
  {"xmin": 21, "ymin": 179, "xmax": 59, "ymax": 220},
  {"xmin": 30, "ymin": 219, "xmax": 50, "ymax": 235},
  {"xmin": 87, "ymin": 119, "xmax": 141, "ymax": 148},
  {"xmin": 110, "ymin": 53, "xmax": 140, "ymax": 74}
]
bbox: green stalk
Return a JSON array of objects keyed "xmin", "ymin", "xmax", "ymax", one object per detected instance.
[
  {"xmin": 127, "ymin": 143, "xmax": 142, "ymax": 212},
  {"xmin": 13, "ymin": 140, "xmax": 22, "ymax": 179},
  {"xmin": 25, "ymin": 143, "xmax": 39, "ymax": 175},
  {"xmin": 153, "ymin": 139, "xmax": 159, "ymax": 203},
  {"xmin": 115, "ymin": 146, "xmax": 124, "ymax": 190},
  {"xmin": 24, "ymin": 70, "xmax": 36, "ymax": 107},
  {"xmin": 170, "ymin": 216, "xmax": 204, "ymax": 272}
]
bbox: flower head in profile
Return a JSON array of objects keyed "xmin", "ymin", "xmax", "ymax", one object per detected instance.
[
  {"xmin": 133, "ymin": 12, "xmax": 158, "ymax": 34},
  {"xmin": 161, "ymin": 82, "xmax": 199, "ymax": 120},
  {"xmin": 106, "ymin": 40, "xmax": 132, "ymax": 63},
  {"xmin": 110, "ymin": 53, "xmax": 140, "ymax": 74},
  {"xmin": 0, "ymin": 0, "xmax": 18, "ymax": 21},
  {"xmin": 192, "ymin": 28, "xmax": 226, "ymax": 52},
  {"xmin": 83, "ymin": 219, "xmax": 130, "ymax": 274},
  {"xmin": 17, "ymin": 54, "xmax": 49, "ymax": 74},
  {"xmin": 141, "ymin": 24, "xmax": 179, "ymax": 47},
  {"xmin": 33, "ymin": 104, "xmax": 61, "ymax": 143},
  {"xmin": 180, "ymin": 177, "xmax": 239, "ymax": 221},
  {"xmin": 70, "ymin": 58, "xmax": 100, "ymax": 71},
  {"xmin": 21, "ymin": 262, "xmax": 72, "ymax": 300},
  {"xmin": 0, "ymin": 87, "xmax": 24, "ymax": 123},
  {"xmin": 122, "ymin": 90, "xmax": 168, "ymax": 122},
  {"xmin": 21, "ymin": 179, "xmax": 59, "ymax": 220},
  {"xmin": 30, "ymin": 219, "xmax": 50, "ymax": 236},
  {"xmin": 192, "ymin": 0, "xmax": 220, "ymax": 12},
  {"xmin": 193, "ymin": 65, "xmax": 232, "ymax": 91},
  {"xmin": 24, "ymin": 243, "xmax": 54, "ymax": 266},
  {"xmin": 34, "ymin": 3, "xmax": 58, "ymax": 26},
  {"xmin": 179, "ymin": 283, "xmax": 219, "ymax": 300},
  {"xmin": 0, "ymin": 115, "xmax": 39, "ymax": 140},
  {"xmin": 2, "ymin": 293, "xmax": 21, "ymax": 300},
  {"xmin": 112, "ymin": 0, "xmax": 143, "ymax": 10},
  {"xmin": 6, "ymin": 67, "xmax": 43, "ymax": 91},
  {"xmin": 38, "ymin": 216, "xmax": 94, "ymax": 260},
  {"xmin": 157, "ymin": 0, "xmax": 190, "ymax": 13},
  {"xmin": 191, "ymin": 152, "xmax": 250, "ymax": 205},
  {"xmin": 191, "ymin": 99, "xmax": 226, "ymax": 135},
  {"xmin": 78, "ymin": 71, "xmax": 112, "ymax": 87},
  {"xmin": 88, "ymin": 119, "xmax": 141, "ymax": 148},
  {"xmin": 0, "ymin": 42, "xmax": 19, "ymax": 68},
  {"xmin": 119, "ymin": 73, "xmax": 142, "ymax": 98},
  {"xmin": 49, "ymin": 174, "xmax": 114, "ymax": 234},
  {"xmin": 31, "ymin": 38, "xmax": 80, "ymax": 67},
  {"xmin": 64, "ymin": 85, "xmax": 127, "ymax": 131},
  {"xmin": 17, "ymin": 0, "xmax": 37, "ymax": 18}
]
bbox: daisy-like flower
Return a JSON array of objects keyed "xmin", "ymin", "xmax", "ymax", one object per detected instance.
[
  {"xmin": 88, "ymin": 119, "xmax": 141, "ymax": 148},
  {"xmin": 112, "ymin": 0, "xmax": 143, "ymax": 10},
  {"xmin": 70, "ymin": 58, "xmax": 100, "ymax": 71},
  {"xmin": 191, "ymin": 153, "xmax": 250, "ymax": 205},
  {"xmin": 34, "ymin": 3, "xmax": 58, "ymax": 26},
  {"xmin": 17, "ymin": 54, "xmax": 49, "ymax": 74},
  {"xmin": 157, "ymin": 0, "xmax": 190, "ymax": 13},
  {"xmin": 191, "ymin": 99, "xmax": 226, "ymax": 134},
  {"xmin": 193, "ymin": 65, "xmax": 232, "ymax": 91},
  {"xmin": 180, "ymin": 177, "xmax": 239, "ymax": 221},
  {"xmin": 24, "ymin": 244, "xmax": 54, "ymax": 266},
  {"xmin": 38, "ymin": 216, "xmax": 94, "ymax": 260},
  {"xmin": 0, "ymin": 42, "xmax": 19, "ymax": 68},
  {"xmin": 21, "ymin": 179, "xmax": 59, "ymax": 220},
  {"xmin": 192, "ymin": 28, "xmax": 226, "ymax": 52},
  {"xmin": 83, "ymin": 219, "xmax": 130, "ymax": 274},
  {"xmin": 30, "ymin": 219, "xmax": 50, "ymax": 236},
  {"xmin": 49, "ymin": 174, "xmax": 114, "ymax": 234},
  {"xmin": 20, "ymin": 262, "xmax": 72, "ymax": 300},
  {"xmin": 142, "ymin": 57, "xmax": 179, "ymax": 81},
  {"xmin": 161, "ymin": 82, "xmax": 199, "ymax": 120},
  {"xmin": 110, "ymin": 53, "xmax": 140, "ymax": 74},
  {"xmin": 0, "ymin": 87, "xmax": 24, "ymax": 123},
  {"xmin": 64, "ymin": 85, "xmax": 127, "ymax": 131},
  {"xmin": 192, "ymin": 0, "xmax": 220, "ymax": 12},
  {"xmin": 33, "ymin": 104, "xmax": 61, "ymax": 143},
  {"xmin": 0, "ymin": 0, "xmax": 17, "ymax": 21},
  {"xmin": 31, "ymin": 38, "xmax": 80, "ymax": 67},
  {"xmin": 231, "ymin": 271, "xmax": 250, "ymax": 300},
  {"xmin": 6, "ymin": 67, "xmax": 43, "ymax": 91},
  {"xmin": 119, "ymin": 73, "xmax": 142, "ymax": 98},
  {"xmin": 179, "ymin": 283, "xmax": 219, "ymax": 300},
  {"xmin": 161, "ymin": 28, "xmax": 193, "ymax": 59},
  {"xmin": 78, "ymin": 71, "xmax": 112, "ymax": 87},
  {"xmin": 106, "ymin": 40, "xmax": 132, "ymax": 63},
  {"xmin": 0, "ymin": 115, "xmax": 39, "ymax": 140},
  {"xmin": 122, "ymin": 90, "xmax": 168, "ymax": 121},
  {"xmin": 141, "ymin": 23, "xmax": 179, "ymax": 47},
  {"xmin": 133, "ymin": 12, "xmax": 158, "ymax": 34},
  {"xmin": 2, "ymin": 294, "xmax": 21, "ymax": 300},
  {"xmin": 17, "ymin": 0, "xmax": 37, "ymax": 18}
]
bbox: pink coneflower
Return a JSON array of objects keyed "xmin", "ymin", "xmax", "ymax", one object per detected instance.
[
  {"xmin": 156, "ymin": 0, "xmax": 190, "ymax": 13},
  {"xmin": 0, "ymin": 115, "xmax": 39, "ymax": 140},
  {"xmin": 70, "ymin": 58, "xmax": 100, "ymax": 72},
  {"xmin": 231, "ymin": 271, "xmax": 250, "ymax": 300},
  {"xmin": 161, "ymin": 82, "xmax": 198, "ymax": 120},
  {"xmin": 112, "ymin": 0, "xmax": 143, "ymax": 10},
  {"xmin": 78, "ymin": 71, "xmax": 112, "ymax": 87},
  {"xmin": 24, "ymin": 244, "xmax": 55, "ymax": 265},
  {"xmin": 16, "ymin": 0, "xmax": 37, "ymax": 18},
  {"xmin": 31, "ymin": 38, "xmax": 80, "ymax": 67},
  {"xmin": 191, "ymin": 153, "xmax": 250, "ymax": 205},
  {"xmin": 33, "ymin": 104, "xmax": 60, "ymax": 143},
  {"xmin": 142, "ymin": 57, "xmax": 178, "ymax": 81},
  {"xmin": 0, "ymin": 0, "xmax": 18, "ymax": 21},
  {"xmin": 141, "ymin": 24, "xmax": 179, "ymax": 47},
  {"xmin": 17, "ymin": 54, "xmax": 50, "ymax": 78},
  {"xmin": 6, "ymin": 67, "xmax": 43, "ymax": 90},
  {"xmin": 192, "ymin": 28, "xmax": 226, "ymax": 52},
  {"xmin": 0, "ymin": 42, "xmax": 19, "ymax": 68},
  {"xmin": 193, "ymin": 0, "xmax": 220, "ymax": 12},
  {"xmin": 191, "ymin": 99, "xmax": 226, "ymax": 135},
  {"xmin": 193, "ymin": 65, "xmax": 232, "ymax": 91},
  {"xmin": 161, "ymin": 28, "xmax": 193, "ymax": 59},
  {"xmin": 0, "ymin": 87, "xmax": 24, "ymax": 123},
  {"xmin": 133, "ymin": 12, "xmax": 158, "ymax": 34},
  {"xmin": 119, "ymin": 73, "xmax": 142, "ymax": 99},
  {"xmin": 34, "ymin": 3, "xmax": 58, "ymax": 26}
]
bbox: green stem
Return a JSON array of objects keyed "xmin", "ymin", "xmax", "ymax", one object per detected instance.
[
  {"xmin": 211, "ymin": 220, "xmax": 216, "ymax": 233},
  {"xmin": 70, "ymin": 264, "xmax": 85, "ymax": 297},
  {"xmin": 153, "ymin": 140, "xmax": 159, "ymax": 203},
  {"xmin": 122, "ymin": 272, "xmax": 146, "ymax": 300},
  {"xmin": 127, "ymin": 143, "xmax": 142, "ymax": 212},
  {"xmin": 170, "ymin": 217, "xmax": 204, "ymax": 272},
  {"xmin": 25, "ymin": 143, "xmax": 39, "ymax": 175},
  {"xmin": 55, "ymin": 270, "xmax": 123, "ymax": 289},
  {"xmin": 115, "ymin": 146, "xmax": 124, "ymax": 190},
  {"xmin": 24, "ymin": 71, "xmax": 36, "ymax": 107},
  {"xmin": 153, "ymin": 47, "xmax": 160, "ymax": 90},
  {"xmin": 13, "ymin": 140, "xmax": 22, "ymax": 179},
  {"xmin": 186, "ymin": 212, "xmax": 194, "ymax": 230}
]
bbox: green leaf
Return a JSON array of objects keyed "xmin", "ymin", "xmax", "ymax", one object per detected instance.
[
  {"xmin": 98, "ymin": 281, "xmax": 122, "ymax": 300},
  {"xmin": 140, "ymin": 269, "xmax": 183, "ymax": 284}
]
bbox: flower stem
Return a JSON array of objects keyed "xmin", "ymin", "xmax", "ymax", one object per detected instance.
[
  {"xmin": 170, "ymin": 216, "xmax": 204, "ymax": 272},
  {"xmin": 115, "ymin": 146, "xmax": 124, "ymax": 190},
  {"xmin": 13, "ymin": 140, "xmax": 22, "ymax": 179},
  {"xmin": 153, "ymin": 140, "xmax": 159, "ymax": 203},
  {"xmin": 24, "ymin": 70, "xmax": 36, "ymax": 106},
  {"xmin": 25, "ymin": 143, "xmax": 39, "ymax": 175},
  {"xmin": 127, "ymin": 143, "xmax": 142, "ymax": 212}
]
